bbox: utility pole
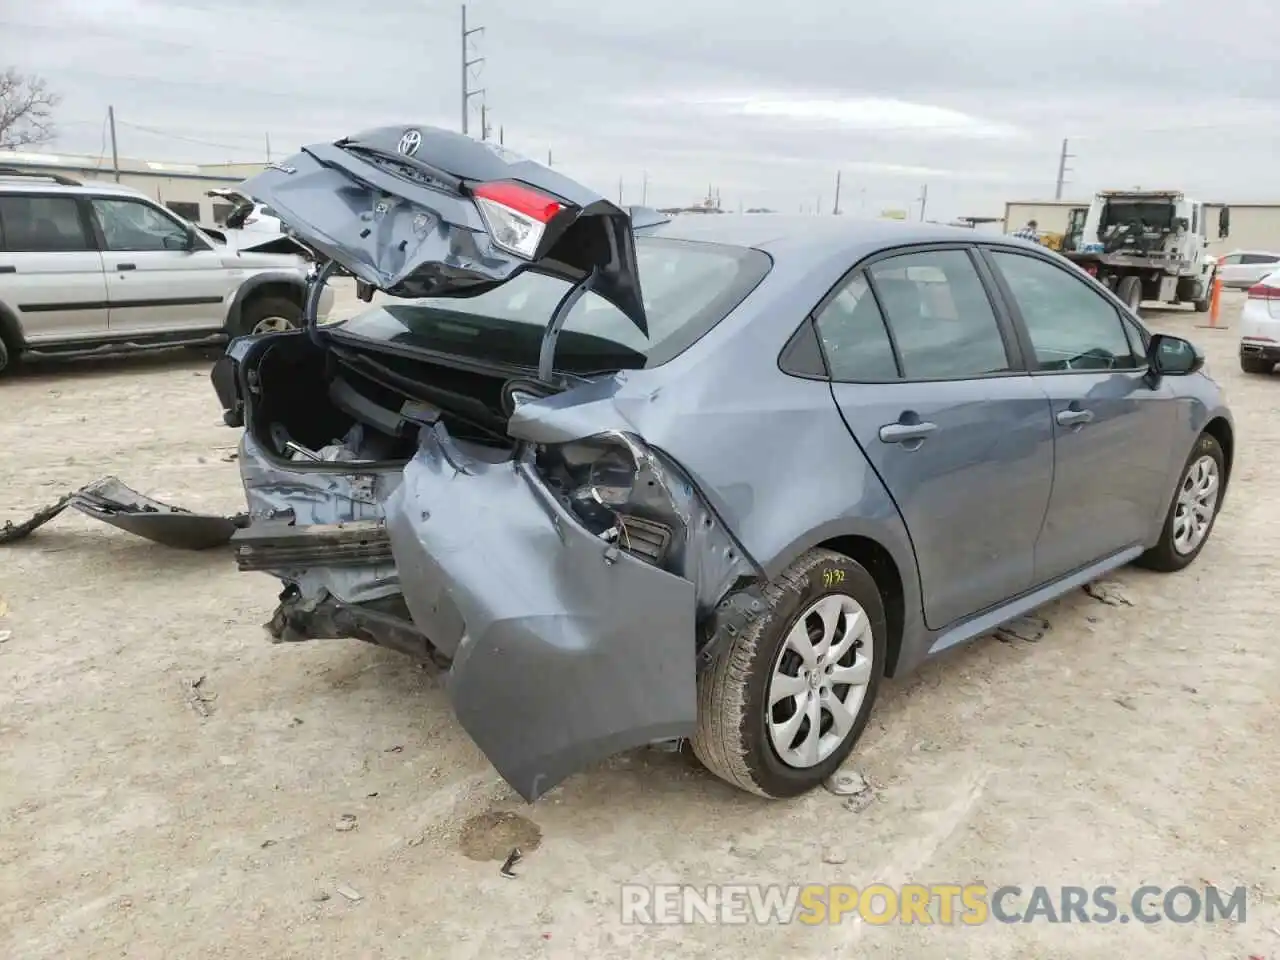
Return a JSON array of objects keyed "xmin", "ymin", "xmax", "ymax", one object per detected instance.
[
  {"xmin": 499, "ymin": 125, "xmax": 504, "ymax": 146},
  {"xmin": 547, "ymin": 149, "xmax": 552, "ymax": 167},
  {"xmin": 641, "ymin": 171, "xmax": 648, "ymax": 206},
  {"xmin": 618, "ymin": 176, "xmax": 624, "ymax": 205},
  {"xmin": 460, "ymin": 5, "xmax": 485, "ymax": 136},
  {"xmin": 265, "ymin": 132, "xmax": 272, "ymax": 162},
  {"xmin": 918, "ymin": 184, "xmax": 929, "ymax": 221},
  {"xmin": 107, "ymin": 105, "xmax": 120, "ymax": 182},
  {"xmin": 833, "ymin": 170, "xmax": 842, "ymax": 215},
  {"xmin": 1054, "ymin": 138, "xmax": 1074, "ymax": 201},
  {"xmin": 480, "ymin": 101, "xmax": 491, "ymax": 141}
]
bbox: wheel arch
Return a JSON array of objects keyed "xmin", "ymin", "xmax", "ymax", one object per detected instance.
[
  {"xmin": 224, "ymin": 272, "xmax": 307, "ymax": 333},
  {"xmin": 1202, "ymin": 415, "xmax": 1234, "ymax": 494},
  {"xmin": 758, "ymin": 519, "xmax": 920, "ymax": 680}
]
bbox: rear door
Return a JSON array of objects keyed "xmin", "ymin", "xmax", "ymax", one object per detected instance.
[
  {"xmin": 818, "ymin": 245, "xmax": 1055, "ymax": 629},
  {"xmin": 1242, "ymin": 253, "xmax": 1280, "ymax": 285},
  {"xmin": 88, "ymin": 195, "xmax": 230, "ymax": 333},
  {"xmin": 981, "ymin": 247, "xmax": 1177, "ymax": 583},
  {"xmin": 0, "ymin": 192, "xmax": 108, "ymax": 342}
]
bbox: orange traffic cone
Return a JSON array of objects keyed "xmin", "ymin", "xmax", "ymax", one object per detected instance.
[{"xmin": 1196, "ymin": 269, "xmax": 1228, "ymax": 330}]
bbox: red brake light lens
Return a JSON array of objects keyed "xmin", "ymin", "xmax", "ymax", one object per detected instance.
[
  {"xmin": 1247, "ymin": 283, "xmax": 1280, "ymax": 299},
  {"xmin": 471, "ymin": 181, "xmax": 566, "ymax": 260}
]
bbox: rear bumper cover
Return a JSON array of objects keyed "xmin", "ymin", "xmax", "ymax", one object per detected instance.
[
  {"xmin": 1240, "ymin": 340, "xmax": 1280, "ymax": 362},
  {"xmin": 382, "ymin": 425, "xmax": 696, "ymax": 801}
]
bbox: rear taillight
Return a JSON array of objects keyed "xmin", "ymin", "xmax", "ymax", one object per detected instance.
[
  {"xmin": 1247, "ymin": 283, "xmax": 1280, "ymax": 300},
  {"xmin": 472, "ymin": 180, "xmax": 564, "ymax": 260}
]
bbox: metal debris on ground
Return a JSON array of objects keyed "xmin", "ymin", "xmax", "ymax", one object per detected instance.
[
  {"xmin": 384, "ymin": 745, "xmax": 403, "ymax": 753},
  {"xmin": 311, "ymin": 891, "xmax": 331, "ymax": 902},
  {"xmin": 1084, "ymin": 581, "xmax": 1134, "ymax": 607},
  {"xmin": 0, "ymin": 476, "xmax": 249, "ymax": 550},
  {"xmin": 995, "ymin": 615, "xmax": 1050, "ymax": 644},
  {"xmin": 843, "ymin": 792, "xmax": 877, "ymax": 814},
  {"xmin": 182, "ymin": 675, "xmax": 216, "ymax": 718},
  {"xmin": 822, "ymin": 846, "xmax": 848, "ymax": 865},
  {"xmin": 500, "ymin": 848, "xmax": 523, "ymax": 879},
  {"xmin": 1113, "ymin": 696, "xmax": 1137, "ymax": 711},
  {"xmin": 0, "ymin": 630, "xmax": 11, "ymax": 644},
  {"xmin": 335, "ymin": 884, "xmax": 363, "ymax": 903},
  {"xmin": 260, "ymin": 839, "xmax": 276, "ymax": 848},
  {"xmin": 824, "ymin": 770, "xmax": 869, "ymax": 796},
  {"xmin": 335, "ymin": 814, "xmax": 358, "ymax": 832}
]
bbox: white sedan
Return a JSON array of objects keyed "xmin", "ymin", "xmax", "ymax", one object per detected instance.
[
  {"xmin": 1239, "ymin": 267, "xmax": 1280, "ymax": 373},
  {"xmin": 1216, "ymin": 250, "xmax": 1280, "ymax": 289}
]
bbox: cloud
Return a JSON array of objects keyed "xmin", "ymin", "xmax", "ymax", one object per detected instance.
[{"xmin": 4, "ymin": 0, "xmax": 1279, "ymax": 219}]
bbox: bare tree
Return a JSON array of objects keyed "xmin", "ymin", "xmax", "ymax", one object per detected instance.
[{"xmin": 0, "ymin": 69, "xmax": 61, "ymax": 150}]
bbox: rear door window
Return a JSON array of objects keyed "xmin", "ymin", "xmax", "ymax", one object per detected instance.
[
  {"xmin": 1241, "ymin": 253, "xmax": 1279, "ymax": 265},
  {"xmin": 0, "ymin": 194, "xmax": 93, "ymax": 252},
  {"xmin": 813, "ymin": 272, "xmax": 899, "ymax": 382},
  {"xmin": 866, "ymin": 249, "xmax": 1011, "ymax": 380}
]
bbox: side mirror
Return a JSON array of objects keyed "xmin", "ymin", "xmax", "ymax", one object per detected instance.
[
  {"xmin": 1148, "ymin": 333, "xmax": 1204, "ymax": 378},
  {"xmin": 1218, "ymin": 206, "xmax": 1230, "ymax": 239}
]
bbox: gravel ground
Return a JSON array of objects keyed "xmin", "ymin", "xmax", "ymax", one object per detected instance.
[{"xmin": 0, "ymin": 292, "xmax": 1276, "ymax": 959}]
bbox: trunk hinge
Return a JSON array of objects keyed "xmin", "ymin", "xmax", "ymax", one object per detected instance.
[{"xmin": 536, "ymin": 266, "xmax": 599, "ymax": 385}]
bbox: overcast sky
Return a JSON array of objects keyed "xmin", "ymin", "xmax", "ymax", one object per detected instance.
[{"xmin": 4, "ymin": 0, "xmax": 1279, "ymax": 220}]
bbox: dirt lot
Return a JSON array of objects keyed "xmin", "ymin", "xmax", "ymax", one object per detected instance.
[{"xmin": 1, "ymin": 293, "xmax": 1276, "ymax": 959}]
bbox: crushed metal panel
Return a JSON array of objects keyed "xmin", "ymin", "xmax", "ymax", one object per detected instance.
[
  {"xmin": 238, "ymin": 433, "xmax": 402, "ymax": 605},
  {"xmin": 383, "ymin": 424, "xmax": 697, "ymax": 802},
  {"xmin": 68, "ymin": 476, "xmax": 244, "ymax": 550}
]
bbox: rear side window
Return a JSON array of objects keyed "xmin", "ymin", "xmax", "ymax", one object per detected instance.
[
  {"xmin": 1242, "ymin": 253, "xmax": 1279, "ymax": 265},
  {"xmin": 990, "ymin": 250, "xmax": 1141, "ymax": 371},
  {"xmin": 813, "ymin": 272, "xmax": 899, "ymax": 381},
  {"xmin": 867, "ymin": 249, "xmax": 1010, "ymax": 380},
  {"xmin": 333, "ymin": 236, "xmax": 772, "ymax": 371},
  {"xmin": 0, "ymin": 194, "xmax": 92, "ymax": 252}
]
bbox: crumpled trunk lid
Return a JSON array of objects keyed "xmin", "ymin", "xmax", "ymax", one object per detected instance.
[{"xmin": 236, "ymin": 125, "xmax": 648, "ymax": 334}]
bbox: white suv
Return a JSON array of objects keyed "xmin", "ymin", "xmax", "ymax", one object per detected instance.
[{"xmin": 0, "ymin": 169, "xmax": 333, "ymax": 375}]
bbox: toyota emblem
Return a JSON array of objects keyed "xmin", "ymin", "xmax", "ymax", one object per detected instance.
[{"xmin": 397, "ymin": 129, "xmax": 423, "ymax": 157}]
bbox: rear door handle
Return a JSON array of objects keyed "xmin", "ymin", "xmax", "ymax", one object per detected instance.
[
  {"xmin": 879, "ymin": 421, "xmax": 937, "ymax": 444},
  {"xmin": 0, "ymin": 265, "xmax": 15, "ymax": 274},
  {"xmin": 116, "ymin": 263, "xmax": 136, "ymax": 271},
  {"xmin": 1056, "ymin": 408, "xmax": 1094, "ymax": 427}
]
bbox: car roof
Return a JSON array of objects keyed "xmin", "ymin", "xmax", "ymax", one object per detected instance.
[
  {"xmin": 0, "ymin": 177, "xmax": 151, "ymax": 200},
  {"xmin": 643, "ymin": 214, "xmax": 1035, "ymax": 259}
]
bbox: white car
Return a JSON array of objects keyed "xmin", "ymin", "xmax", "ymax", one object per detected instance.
[
  {"xmin": 1216, "ymin": 250, "xmax": 1280, "ymax": 289},
  {"xmin": 207, "ymin": 188, "xmax": 283, "ymax": 234},
  {"xmin": 1238, "ymin": 267, "xmax": 1280, "ymax": 374}
]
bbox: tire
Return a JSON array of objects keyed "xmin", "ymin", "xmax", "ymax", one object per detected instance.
[
  {"xmin": 1116, "ymin": 275, "xmax": 1143, "ymax": 314},
  {"xmin": 1194, "ymin": 296, "xmax": 1211, "ymax": 313},
  {"xmin": 0, "ymin": 335, "xmax": 10, "ymax": 377},
  {"xmin": 232, "ymin": 295, "xmax": 302, "ymax": 338},
  {"xmin": 1241, "ymin": 356, "xmax": 1273, "ymax": 375},
  {"xmin": 691, "ymin": 548, "xmax": 887, "ymax": 798},
  {"xmin": 1135, "ymin": 432, "xmax": 1225, "ymax": 573}
]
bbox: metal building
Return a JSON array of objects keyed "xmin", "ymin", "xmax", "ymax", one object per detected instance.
[{"xmin": 0, "ymin": 150, "xmax": 267, "ymax": 225}]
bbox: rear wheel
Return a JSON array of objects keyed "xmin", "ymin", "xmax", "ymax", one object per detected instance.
[
  {"xmin": 692, "ymin": 549, "xmax": 886, "ymax": 798},
  {"xmin": 1136, "ymin": 432, "xmax": 1225, "ymax": 572},
  {"xmin": 0, "ymin": 335, "xmax": 9, "ymax": 376},
  {"xmin": 1241, "ymin": 356, "xmax": 1273, "ymax": 374},
  {"xmin": 1116, "ymin": 275, "xmax": 1143, "ymax": 314},
  {"xmin": 233, "ymin": 295, "xmax": 302, "ymax": 338}
]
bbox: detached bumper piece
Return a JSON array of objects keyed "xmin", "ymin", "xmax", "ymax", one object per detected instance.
[
  {"xmin": 232, "ymin": 517, "xmax": 393, "ymax": 571},
  {"xmin": 1240, "ymin": 341, "xmax": 1280, "ymax": 363},
  {"xmin": 1, "ymin": 476, "xmax": 248, "ymax": 549}
]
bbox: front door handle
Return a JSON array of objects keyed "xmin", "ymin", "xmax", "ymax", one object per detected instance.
[
  {"xmin": 0, "ymin": 265, "xmax": 15, "ymax": 274},
  {"xmin": 1056, "ymin": 408, "xmax": 1094, "ymax": 427},
  {"xmin": 116, "ymin": 263, "xmax": 137, "ymax": 271},
  {"xmin": 879, "ymin": 420, "xmax": 938, "ymax": 444}
]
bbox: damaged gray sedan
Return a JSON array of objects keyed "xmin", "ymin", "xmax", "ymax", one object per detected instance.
[{"xmin": 212, "ymin": 125, "xmax": 1234, "ymax": 802}]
